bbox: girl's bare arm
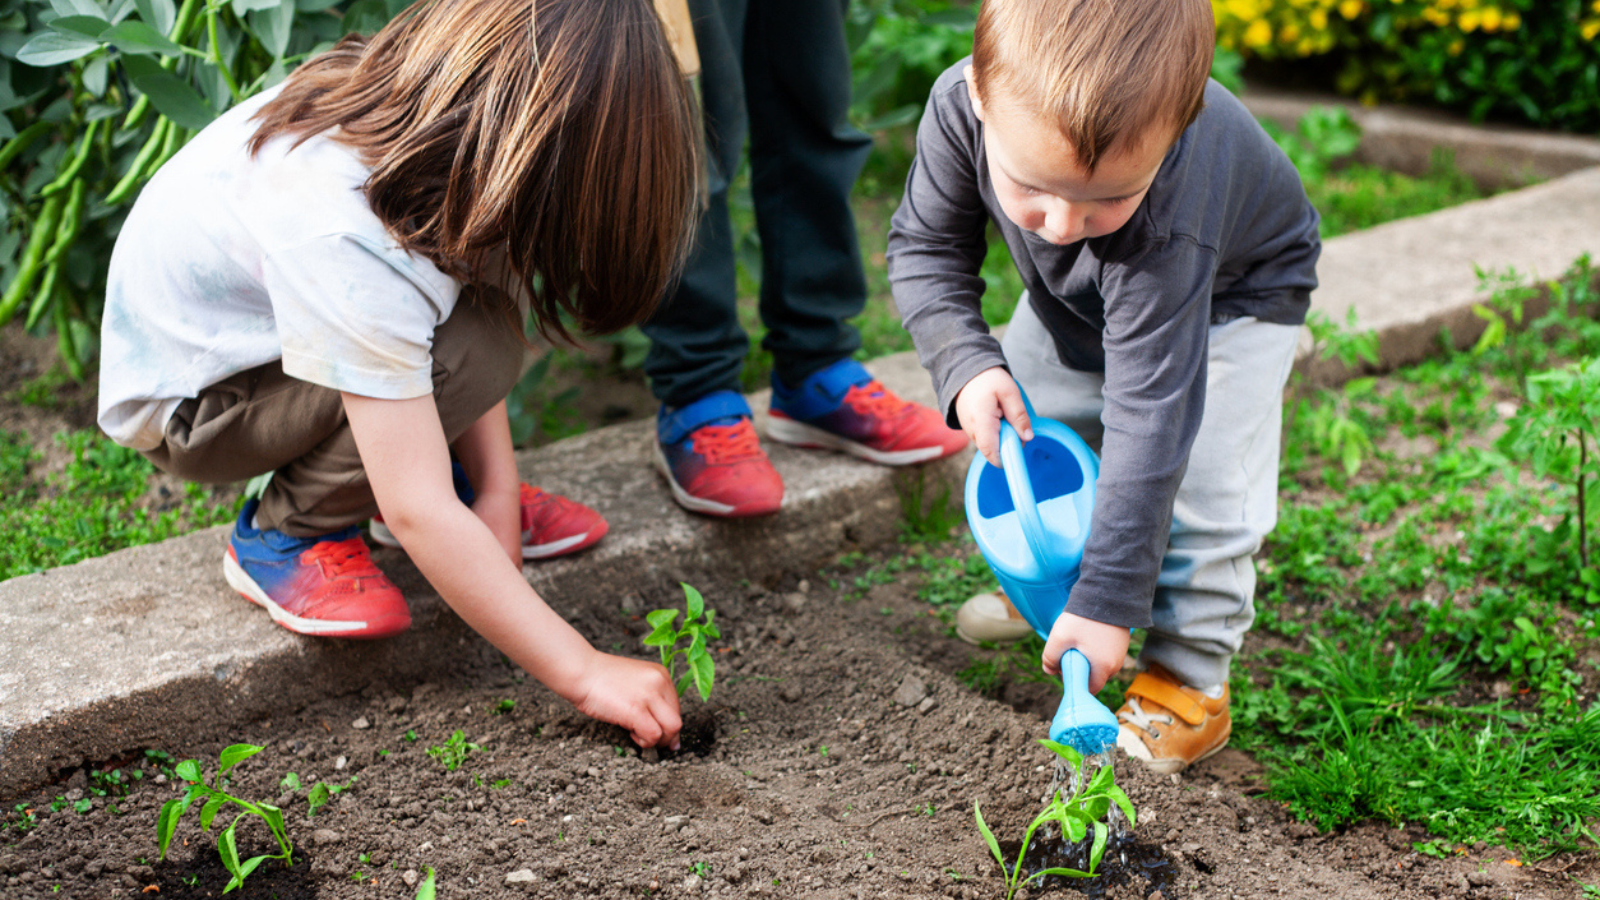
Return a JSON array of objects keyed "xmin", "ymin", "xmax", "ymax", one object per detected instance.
[
  {"xmin": 342, "ymin": 391, "xmax": 681, "ymax": 748},
  {"xmin": 450, "ymin": 400, "xmax": 522, "ymax": 564}
]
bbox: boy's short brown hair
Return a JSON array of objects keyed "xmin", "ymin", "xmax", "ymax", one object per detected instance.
[{"xmin": 972, "ymin": 0, "xmax": 1214, "ymax": 173}]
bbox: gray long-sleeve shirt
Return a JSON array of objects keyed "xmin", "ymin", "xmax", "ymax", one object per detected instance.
[{"xmin": 888, "ymin": 63, "xmax": 1320, "ymax": 628}]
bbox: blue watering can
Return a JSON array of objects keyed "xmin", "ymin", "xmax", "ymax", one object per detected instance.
[{"xmin": 963, "ymin": 391, "xmax": 1118, "ymax": 756}]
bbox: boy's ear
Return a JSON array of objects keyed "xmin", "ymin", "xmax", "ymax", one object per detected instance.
[{"xmin": 964, "ymin": 65, "xmax": 988, "ymax": 123}]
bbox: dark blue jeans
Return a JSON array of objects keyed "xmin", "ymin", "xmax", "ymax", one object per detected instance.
[{"xmin": 641, "ymin": 0, "xmax": 873, "ymax": 408}]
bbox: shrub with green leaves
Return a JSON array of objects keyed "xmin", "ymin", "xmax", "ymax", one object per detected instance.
[
  {"xmin": 643, "ymin": 582, "xmax": 720, "ymax": 702},
  {"xmin": 156, "ymin": 743, "xmax": 293, "ymax": 893},
  {"xmin": 974, "ymin": 740, "xmax": 1136, "ymax": 900}
]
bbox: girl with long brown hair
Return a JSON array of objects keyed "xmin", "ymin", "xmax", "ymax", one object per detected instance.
[{"xmin": 97, "ymin": 0, "xmax": 701, "ymax": 747}]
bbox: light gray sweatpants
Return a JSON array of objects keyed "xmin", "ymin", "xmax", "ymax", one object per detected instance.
[{"xmin": 1001, "ymin": 297, "xmax": 1302, "ymax": 690}]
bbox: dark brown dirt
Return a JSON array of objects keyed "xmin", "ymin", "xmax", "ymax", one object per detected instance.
[{"xmin": 3, "ymin": 555, "xmax": 1595, "ymax": 900}]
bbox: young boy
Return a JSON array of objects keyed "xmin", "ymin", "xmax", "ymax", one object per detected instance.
[{"xmin": 888, "ymin": 0, "xmax": 1320, "ymax": 773}]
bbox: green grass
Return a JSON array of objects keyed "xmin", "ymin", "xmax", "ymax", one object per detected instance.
[
  {"xmin": 1309, "ymin": 155, "xmax": 1487, "ymax": 239},
  {"xmin": 0, "ymin": 430, "xmax": 236, "ymax": 581}
]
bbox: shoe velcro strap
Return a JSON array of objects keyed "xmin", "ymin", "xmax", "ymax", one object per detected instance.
[{"xmin": 1125, "ymin": 672, "xmax": 1206, "ymax": 726}]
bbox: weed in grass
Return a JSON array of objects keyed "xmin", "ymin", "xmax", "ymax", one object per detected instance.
[
  {"xmin": 974, "ymin": 740, "xmax": 1136, "ymax": 900},
  {"xmin": 426, "ymin": 732, "xmax": 483, "ymax": 772},
  {"xmin": 156, "ymin": 744, "xmax": 294, "ymax": 893},
  {"xmin": 643, "ymin": 583, "xmax": 721, "ymax": 701}
]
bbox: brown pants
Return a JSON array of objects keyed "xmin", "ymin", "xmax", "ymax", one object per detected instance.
[{"xmin": 143, "ymin": 295, "xmax": 524, "ymax": 537}]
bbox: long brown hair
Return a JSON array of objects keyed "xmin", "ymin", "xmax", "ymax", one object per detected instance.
[
  {"xmin": 249, "ymin": 0, "xmax": 700, "ymax": 341},
  {"xmin": 972, "ymin": 0, "xmax": 1213, "ymax": 174}
]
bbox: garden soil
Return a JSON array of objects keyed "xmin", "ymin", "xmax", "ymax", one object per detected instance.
[
  {"xmin": 4, "ymin": 562, "xmax": 1597, "ymax": 900},
  {"xmin": 5, "ymin": 330, "xmax": 1599, "ymax": 900}
]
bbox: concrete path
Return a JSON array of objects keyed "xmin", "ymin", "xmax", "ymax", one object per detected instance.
[{"xmin": 3, "ymin": 106, "xmax": 1599, "ymax": 798}]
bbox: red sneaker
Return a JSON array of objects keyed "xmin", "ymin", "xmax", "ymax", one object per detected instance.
[
  {"xmin": 768, "ymin": 359, "xmax": 967, "ymax": 465},
  {"xmin": 519, "ymin": 484, "xmax": 608, "ymax": 559},
  {"xmin": 225, "ymin": 500, "xmax": 410, "ymax": 639},
  {"xmin": 370, "ymin": 483, "xmax": 608, "ymax": 560},
  {"xmin": 654, "ymin": 391, "xmax": 784, "ymax": 517}
]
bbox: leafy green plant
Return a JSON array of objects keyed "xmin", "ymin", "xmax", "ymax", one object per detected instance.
[
  {"xmin": 1497, "ymin": 356, "xmax": 1600, "ymax": 580},
  {"xmin": 425, "ymin": 731, "xmax": 482, "ymax": 772},
  {"xmin": 305, "ymin": 775, "xmax": 356, "ymax": 818},
  {"xmin": 1263, "ymin": 106, "xmax": 1362, "ymax": 184},
  {"xmin": 156, "ymin": 744, "xmax": 293, "ymax": 893},
  {"xmin": 642, "ymin": 582, "xmax": 720, "ymax": 702},
  {"xmin": 974, "ymin": 740, "xmax": 1135, "ymax": 900}
]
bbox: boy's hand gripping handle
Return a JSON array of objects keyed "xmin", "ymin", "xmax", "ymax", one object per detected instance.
[{"xmin": 1049, "ymin": 648, "xmax": 1120, "ymax": 757}]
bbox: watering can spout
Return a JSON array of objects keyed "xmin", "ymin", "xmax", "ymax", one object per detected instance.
[{"xmin": 1050, "ymin": 649, "xmax": 1120, "ymax": 757}]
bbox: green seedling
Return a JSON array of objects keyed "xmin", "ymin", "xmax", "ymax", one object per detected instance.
[
  {"xmin": 416, "ymin": 865, "xmax": 437, "ymax": 900},
  {"xmin": 492, "ymin": 698, "xmax": 516, "ymax": 715},
  {"xmin": 1498, "ymin": 356, "xmax": 1600, "ymax": 578},
  {"xmin": 643, "ymin": 583, "xmax": 721, "ymax": 701},
  {"xmin": 974, "ymin": 740, "xmax": 1136, "ymax": 900},
  {"xmin": 426, "ymin": 731, "xmax": 484, "ymax": 772},
  {"xmin": 307, "ymin": 776, "xmax": 358, "ymax": 818},
  {"xmin": 156, "ymin": 744, "xmax": 294, "ymax": 894}
]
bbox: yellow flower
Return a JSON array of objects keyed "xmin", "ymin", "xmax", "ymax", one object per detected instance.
[
  {"xmin": 1503, "ymin": 11, "xmax": 1519, "ymax": 28},
  {"xmin": 1310, "ymin": 8, "xmax": 1329, "ymax": 28},
  {"xmin": 1480, "ymin": 6, "xmax": 1501, "ymax": 30},
  {"xmin": 1449, "ymin": 37, "xmax": 1464, "ymax": 54},
  {"xmin": 1583, "ymin": 18, "xmax": 1600, "ymax": 40},
  {"xmin": 1280, "ymin": 22, "xmax": 1302, "ymax": 42},
  {"xmin": 1244, "ymin": 17, "xmax": 1273, "ymax": 47},
  {"xmin": 1339, "ymin": 0, "xmax": 1364, "ymax": 18},
  {"xmin": 1423, "ymin": 7, "xmax": 1449, "ymax": 24},
  {"xmin": 1459, "ymin": 9, "xmax": 1480, "ymax": 30}
]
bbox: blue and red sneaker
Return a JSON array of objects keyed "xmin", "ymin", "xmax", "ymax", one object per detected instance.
[
  {"xmin": 768, "ymin": 358, "xmax": 967, "ymax": 465},
  {"xmin": 223, "ymin": 500, "xmax": 411, "ymax": 639},
  {"xmin": 369, "ymin": 466, "xmax": 608, "ymax": 560},
  {"xmin": 653, "ymin": 390, "xmax": 784, "ymax": 517}
]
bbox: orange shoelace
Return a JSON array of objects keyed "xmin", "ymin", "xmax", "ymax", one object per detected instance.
[
  {"xmin": 303, "ymin": 537, "xmax": 383, "ymax": 580},
  {"xmin": 691, "ymin": 421, "xmax": 764, "ymax": 464},
  {"xmin": 843, "ymin": 381, "xmax": 909, "ymax": 419}
]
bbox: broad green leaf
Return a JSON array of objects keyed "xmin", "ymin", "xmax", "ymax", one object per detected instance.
[
  {"xmin": 231, "ymin": 0, "xmax": 282, "ymax": 14},
  {"xmin": 307, "ymin": 781, "xmax": 331, "ymax": 816},
  {"xmin": 248, "ymin": 3, "xmax": 293, "ymax": 58},
  {"xmin": 156, "ymin": 797, "xmax": 184, "ymax": 858},
  {"xmin": 689, "ymin": 646, "xmax": 714, "ymax": 702},
  {"xmin": 235, "ymin": 854, "xmax": 270, "ymax": 884},
  {"xmin": 217, "ymin": 743, "xmax": 263, "ymax": 775},
  {"xmin": 134, "ymin": 0, "xmax": 175, "ymax": 35},
  {"xmin": 279, "ymin": 772, "xmax": 301, "ymax": 792},
  {"xmin": 1088, "ymin": 821, "xmax": 1108, "ymax": 872},
  {"xmin": 51, "ymin": 0, "xmax": 108, "ymax": 18},
  {"xmin": 415, "ymin": 865, "xmax": 437, "ymax": 900},
  {"xmin": 218, "ymin": 820, "xmax": 242, "ymax": 877},
  {"xmin": 1086, "ymin": 762, "xmax": 1114, "ymax": 793},
  {"xmin": 199, "ymin": 795, "xmax": 227, "ymax": 831},
  {"xmin": 682, "ymin": 582, "xmax": 704, "ymax": 619},
  {"xmin": 259, "ymin": 803, "xmax": 289, "ymax": 850},
  {"xmin": 1061, "ymin": 813, "xmax": 1088, "ymax": 843},
  {"xmin": 339, "ymin": 0, "xmax": 388, "ymax": 34},
  {"xmin": 100, "ymin": 19, "xmax": 180, "ymax": 55},
  {"xmin": 81, "ymin": 55, "xmax": 108, "ymax": 95},
  {"xmin": 1105, "ymin": 784, "xmax": 1136, "ymax": 826},
  {"xmin": 645, "ymin": 608, "xmax": 678, "ymax": 630},
  {"xmin": 126, "ymin": 61, "xmax": 214, "ymax": 129},
  {"xmin": 1034, "ymin": 865, "xmax": 1093, "ymax": 880},
  {"xmin": 174, "ymin": 759, "xmax": 203, "ymax": 783},
  {"xmin": 972, "ymin": 802, "xmax": 1005, "ymax": 867},
  {"xmin": 15, "ymin": 32, "xmax": 100, "ymax": 66},
  {"xmin": 1037, "ymin": 738, "xmax": 1084, "ymax": 769},
  {"xmin": 49, "ymin": 15, "xmax": 111, "ymax": 38}
]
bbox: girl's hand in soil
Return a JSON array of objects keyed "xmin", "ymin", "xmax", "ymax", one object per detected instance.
[
  {"xmin": 1042, "ymin": 612, "xmax": 1130, "ymax": 693},
  {"xmin": 953, "ymin": 366, "xmax": 1032, "ymax": 468},
  {"xmin": 567, "ymin": 651, "xmax": 682, "ymax": 750}
]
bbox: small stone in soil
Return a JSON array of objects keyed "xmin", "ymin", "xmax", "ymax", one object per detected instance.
[
  {"xmin": 894, "ymin": 676, "xmax": 927, "ymax": 707},
  {"xmin": 505, "ymin": 869, "xmax": 537, "ymax": 885},
  {"xmin": 402, "ymin": 870, "xmax": 418, "ymax": 888},
  {"xmin": 352, "ymin": 717, "xmax": 371, "ymax": 729}
]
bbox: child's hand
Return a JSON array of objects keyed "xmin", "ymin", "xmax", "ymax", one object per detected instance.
[
  {"xmin": 1041, "ymin": 612, "xmax": 1130, "ymax": 694},
  {"xmin": 567, "ymin": 650, "xmax": 683, "ymax": 750},
  {"xmin": 953, "ymin": 366, "xmax": 1032, "ymax": 468}
]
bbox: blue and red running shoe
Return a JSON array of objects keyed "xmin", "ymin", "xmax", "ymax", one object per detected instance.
[
  {"xmin": 224, "ymin": 499, "xmax": 410, "ymax": 639},
  {"xmin": 653, "ymin": 390, "xmax": 784, "ymax": 517},
  {"xmin": 768, "ymin": 358, "xmax": 967, "ymax": 465}
]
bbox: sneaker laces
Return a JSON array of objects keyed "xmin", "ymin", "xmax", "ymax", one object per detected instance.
[
  {"xmin": 303, "ymin": 537, "xmax": 384, "ymax": 581},
  {"xmin": 1120, "ymin": 696, "xmax": 1174, "ymax": 731},
  {"xmin": 691, "ymin": 421, "xmax": 764, "ymax": 464},
  {"xmin": 843, "ymin": 381, "xmax": 911, "ymax": 419}
]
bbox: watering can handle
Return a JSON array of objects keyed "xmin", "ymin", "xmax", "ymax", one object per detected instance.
[{"xmin": 997, "ymin": 416, "xmax": 1057, "ymax": 584}]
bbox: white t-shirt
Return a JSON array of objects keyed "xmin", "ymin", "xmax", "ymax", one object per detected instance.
[{"xmin": 98, "ymin": 86, "xmax": 462, "ymax": 450}]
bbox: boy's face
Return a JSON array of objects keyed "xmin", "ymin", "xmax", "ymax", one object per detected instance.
[{"xmin": 967, "ymin": 69, "xmax": 1169, "ymax": 246}]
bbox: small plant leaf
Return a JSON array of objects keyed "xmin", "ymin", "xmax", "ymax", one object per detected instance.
[
  {"xmin": 306, "ymin": 782, "xmax": 331, "ymax": 817},
  {"xmin": 217, "ymin": 744, "xmax": 263, "ymax": 775},
  {"xmin": 99, "ymin": 19, "xmax": 182, "ymax": 55},
  {"xmin": 688, "ymin": 645, "xmax": 715, "ymax": 702},
  {"xmin": 1033, "ymin": 865, "xmax": 1094, "ymax": 880},
  {"xmin": 1037, "ymin": 738, "xmax": 1084, "ymax": 769},
  {"xmin": 279, "ymin": 772, "xmax": 301, "ymax": 792},
  {"xmin": 15, "ymin": 31, "xmax": 101, "ymax": 66},
  {"xmin": 972, "ymin": 802, "xmax": 1005, "ymax": 867},
  {"xmin": 1061, "ymin": 812, "xmax": 1088, "ymax": 844},
  {"xmin": 1088, "ymin": 820, "xmax": 1108, "ymax": 873},
  {"xmin": 156, "ymin": 797, "xmax": 183, "ymax": 858},
  {"xmin": 218, "ymin": 820, "xmax": 242, "ymax": 880},
  {"xmin": 682, "ymin": 582, "xmax": 704, "ymax": 620},
  {"xmin": 1105, "ymin": 784, "xmax": 1136, "ymax": 827},
  {"xmin": 175, "ymin": 759, "xmax": 203, "ymax": 783},
  {"xmin": 199, "ymin": 795, "xmax": 227, "ymax": 831},
  {"xmin": 234, "ymin": 854, "xmax": 270, "ymax": 886},
  {"xmin": 415, "ymin": 865, "xmax": 437, "ymax": 900},
  {"xmin": 258, "ymin": 803, "xmax": 289, "ymax": 853}
]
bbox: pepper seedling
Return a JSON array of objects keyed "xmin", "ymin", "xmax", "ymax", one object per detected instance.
[
  {"xmin": 156, "ymin": 744, "xmax": 293, "ymax": 893},
  {"xmin": 973, "ymin": 739, "xmax": 1136, "ymax": 900},
  {"xmin": 643, "ymin": 582, "xmax": 721, "ymax": 701}
]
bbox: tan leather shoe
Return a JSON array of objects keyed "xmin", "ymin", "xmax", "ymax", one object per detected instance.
[
  {"xmin": 954, "ymin": 590, "xmax": 1035, "ymax": 645},
  {"xmin": 1116, "ymin": 664, "xmax": 1231, "ymax": 774}
]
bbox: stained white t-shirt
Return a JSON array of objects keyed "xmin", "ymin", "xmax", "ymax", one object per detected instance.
[{"xmin": 98, "ymin": 85, "xmax": 462, "ymax": 450}]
